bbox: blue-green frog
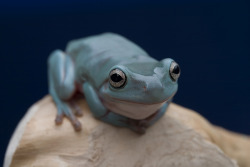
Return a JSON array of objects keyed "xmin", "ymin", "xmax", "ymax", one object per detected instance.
[{"xmin": 48, "ymin": 33, "xmax": 180, "ymax": 134}]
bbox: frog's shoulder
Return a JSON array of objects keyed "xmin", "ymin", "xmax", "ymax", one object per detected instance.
[{"xmin": 65, "ymin": 34, "xmax": 98, "ymax": 59}]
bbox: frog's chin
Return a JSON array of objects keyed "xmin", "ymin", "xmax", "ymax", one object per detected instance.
[{"xmin": 100, "ymin": 95, "xmax": 167, "ymax": 120}]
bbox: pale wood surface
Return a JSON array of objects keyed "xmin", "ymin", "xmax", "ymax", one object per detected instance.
[{"xmin": 4, "ymin": 95, "xmax": 250, "ymax": 167}]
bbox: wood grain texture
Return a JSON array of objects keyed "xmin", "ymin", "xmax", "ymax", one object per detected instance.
[{"xmin": 4, "ymin": 96, "xmax": 250, "ymax": 167}]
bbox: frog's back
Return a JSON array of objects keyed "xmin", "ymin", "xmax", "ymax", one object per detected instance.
[
  {"xmin": 66, "ymin": 33, "xmax": 149, "ymax": 59},
  {"xmin": 65, "ymin": 33, "xmax": 156, "ymax": 88}
]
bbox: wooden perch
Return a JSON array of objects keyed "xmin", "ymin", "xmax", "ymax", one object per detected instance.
[{"xmin": 4, "ymin": 96, "xmax": 250, "ymax": 167}]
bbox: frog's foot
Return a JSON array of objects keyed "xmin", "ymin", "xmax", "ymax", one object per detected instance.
[
  {"xmin": 55, "ymin": 102, "xmax": 82, "ymax": 131},
  {"xmin": 127, "ymin": 119, "xmax": 148, "ymax": 134}
]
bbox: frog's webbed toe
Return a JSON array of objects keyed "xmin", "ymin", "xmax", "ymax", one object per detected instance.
[
  {"xmin": 70, "ymin": 118, "xmax": 82, "ymax": 131},
  {"xmin": 134, "ymin": 125, "xmax": 146, "ymax": 134},
  {"xmin": 55, "ymin": 113, "xmax": 63, "ymax": 125},
  {"xmin": 127, "ymin": 119, "xmax": 147, "ymax": 134},
  {"xmin": 70, "ymin": 101, "xmax": 83, "ymax": 117}
]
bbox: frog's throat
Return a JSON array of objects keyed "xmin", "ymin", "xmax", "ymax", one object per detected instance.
[{"xmin": 100, "ymin": 94, "xmax": 171, "ymax": 120}]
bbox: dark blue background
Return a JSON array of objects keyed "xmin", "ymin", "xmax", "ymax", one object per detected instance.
[{"xmin": 1, "ymin": 0, "xmax": 249, "ymax": 164}]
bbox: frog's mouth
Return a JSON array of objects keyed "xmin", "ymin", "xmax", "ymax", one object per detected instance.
[{"xmin": 100, "ymin": 94, "xmax": 170, "ymax": 120}]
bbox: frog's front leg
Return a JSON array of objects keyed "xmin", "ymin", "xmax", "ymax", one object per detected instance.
[
  {"xmin": 48, "ymin": 50, "xmax": 82, "ymax": 131},
  {"xmin": 83, "ymin": 82, "xmax": 147, "ymax": 134},
  {"xmin": 138, "ymin": 102, "xmax": 169, "ymax": 129}
]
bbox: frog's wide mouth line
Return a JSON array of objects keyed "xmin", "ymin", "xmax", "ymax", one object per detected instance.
[{"xmin": 101, "ymin": 93, "xmax": 173, "ymax": 105}]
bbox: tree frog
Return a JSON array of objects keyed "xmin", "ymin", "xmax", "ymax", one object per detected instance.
[{"xmin": 48, "ymin": 33, "xmax": 180, "ymax": 134}]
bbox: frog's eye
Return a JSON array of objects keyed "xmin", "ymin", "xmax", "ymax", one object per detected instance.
[
  {"xmin": 109, "ymin": 69, "xmax": 127, "ymax": 88},
  {"xmin": 169, "ymin": 61, "xmax": 181, "ymax": 81}
]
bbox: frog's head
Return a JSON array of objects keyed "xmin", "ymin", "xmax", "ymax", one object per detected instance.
[{"xmin": 100, "ymin": 58, "xmax": 180, "ymax": 119}]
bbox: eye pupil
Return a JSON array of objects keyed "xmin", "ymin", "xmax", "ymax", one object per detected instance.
[
  {"xmin": 111, "ymin": 73, "xmax": 123, "ymax": 82},
  {"xmin": 170, "ymin": 61, "xmax": 181, "ymax": 81},
  {"xmin": 172, "ymin": 65, "xmax": 180, "ymax": 74},
  {"xmin": 109, "ymin": 68, "xmax": 127, "ymax": 88}
]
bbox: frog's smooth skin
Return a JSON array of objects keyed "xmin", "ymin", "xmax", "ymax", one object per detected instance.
[{"xmin": 48, "ymin": 33, "xmax": 180, "ymax": 134}]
